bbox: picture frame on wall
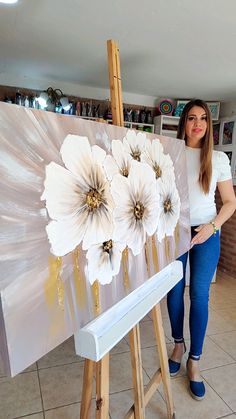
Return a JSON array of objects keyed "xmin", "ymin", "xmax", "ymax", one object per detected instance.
[
  {"xmin": 222, "ymin": 121, "xmax": 235, "ymax": 145},
  {"xmin": 207, "ymin": 102, "xmax": 220, "ymax": 121},
  {"xmin": 213, "ymin": 122, "xmax": 220, "ymax": 145},
  {"xmin": 174, "ymin": 100, "xmax": 189, "ymax": 117},
  {"xmin": 224, "ymin": 151, "xmax": 233, "ymax": 165},
  {"xmin": 174, "ymin": 100, "xmax": 220, "ymax": 120}
]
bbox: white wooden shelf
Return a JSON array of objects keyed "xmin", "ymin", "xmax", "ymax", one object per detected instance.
[{"xmin": 154, "ymin": 115, "xmax": 179, "ymax": 138}]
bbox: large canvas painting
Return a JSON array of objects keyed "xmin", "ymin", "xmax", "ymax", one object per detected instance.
[{"xmin": 0, "ymin": 102, "xmax": 190, "ymax": 376}]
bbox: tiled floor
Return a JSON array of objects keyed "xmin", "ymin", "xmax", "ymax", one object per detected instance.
[{"xmin": 0, "ymin": 270, "xmax": 236, "ymax": 418}]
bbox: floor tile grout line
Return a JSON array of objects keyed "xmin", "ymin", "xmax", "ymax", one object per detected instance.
[
  {"xmin": 207, "ymin": 335, "xmax": 236, "ymax": 362},
  {"xmin": 202, "ymin": 375, "xmax": 235, "ymax": 414},
  {"xmin": 200, "ymin": 360, "xmax": 236, "ymax": 373},
  {"xmin": 15, "ymin": 411, "xmax": 44, "ymax": 419},
  {"xmin": 36, "ymin": 364, "xmax": 45, "ymax": 419}
]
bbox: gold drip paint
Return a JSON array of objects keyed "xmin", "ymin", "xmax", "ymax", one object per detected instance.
[
  {"xmin": 145, "ymin": 241, "xmax": 151, "ymax": 277},
  {"xmin": 44, "ymin": 255, "xmax": 65, "ymax": 337},
  {"xmin": 57, "ymin": 277, "xmax": 65, "ymax": 309},
  {"xmin": 91, "ymin": 280, "xmax": 101, "ymax": 316},
  {"xmin": 165, "ymin": 235, "xmax": 171, "ymax": 263},
  {"xmin": 65, "ymin": 281, "xmax": 76, "ymax": 325},
  {"xmin": 174, "ymin": 222, "xmax": 180, "ymax": 258},
  {"xmin": 122, "ymin": 247, "xmax": 130, "ymax": 291},
  {"xmin": 151, "ymin": 235, "xmax": 159, "ymax": 273},
  {"xmin": 45, "ymin": 255, "xmax": 64, "ymax": 309},
  {"xmin": 72, "ymin": 247, "xmax": 87, "ymax": 309}
]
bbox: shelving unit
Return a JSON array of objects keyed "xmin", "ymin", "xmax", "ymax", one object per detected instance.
[
  {"xmin": 154, "ymin": 115, "xmax": 179, "ymax": 138},
  {"xmin": 80, "ymin": 116, "xmax": 155, "ymax": 133}
]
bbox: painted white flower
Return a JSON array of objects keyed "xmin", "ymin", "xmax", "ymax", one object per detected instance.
[
  {"xmin": 111, "ymin": 161, "xmax": 161, "ymax": 256},
  {"xmin": 103, "ymin": 139, "xmax": 133, "ymax": 180},
  {"xmin": 156, "ymin": 176, "xmax": 181, "ymax": 242},
  {"xmin": 41, "ymin": 134, "xmax": 114, "ymax": 256},
  {"xmin": 141, "ymin": 138, "xmax": 175, "ymax": 182},
  {"xmin": 123, "ymin": 130, "xmax": 147, "ymax": 162},
  {"xmin": 96, "ymin": 130, "xmax": 111, "ymax": 152},
  {"xmin": 86, "ymin": 239, "xmax": 125, "ymax": 285}
]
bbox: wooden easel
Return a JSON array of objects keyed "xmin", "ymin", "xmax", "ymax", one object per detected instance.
[{"xmin": 80, "ymin": 40, "xmax": 175, "ymax": 419}]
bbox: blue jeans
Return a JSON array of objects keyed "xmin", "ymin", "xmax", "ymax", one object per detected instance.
[{"xmin": 167, "ymin": 227, "xmax": 220, "ymax": 357}]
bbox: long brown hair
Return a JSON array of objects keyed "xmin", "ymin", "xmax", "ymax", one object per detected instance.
[{"xmin": 177, "ymin": 99, "xmax": 213, "ymax": 194}]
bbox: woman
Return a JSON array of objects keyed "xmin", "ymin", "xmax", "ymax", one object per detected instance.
[{"xmin": 167, "ymin": 99, "xmax": 236, "ymax": 400}]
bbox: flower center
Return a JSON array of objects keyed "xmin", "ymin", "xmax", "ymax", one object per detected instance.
[
  {"xmin": 154, "ymin": 163, "xmax": 162, "ymax": 179},
  {"xmin": 121, "ymin": 166, "xmax": 129, "ymax": 177},
  {"xmin": 163, "ymin": 197, "xmax": 172, "ymax": 214},
  {"xmin": 134, "ymin": 201, "xmax": 145, "ymax": 220},
  {"xmin": 103, "ymin": 239, "xmax": 113, "ymax": 253},
  {"xmin": 131, "ymin": 147, "xmax": 141, "ymax": 161},
  {"xmin": 86, "ymin": 189, "xmax": 102, "ymax": 211}
]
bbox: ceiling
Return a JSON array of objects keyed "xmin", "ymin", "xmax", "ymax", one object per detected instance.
[{"xmin": 0, "ymin": 0, "xmax": 236, "ymax": 102}]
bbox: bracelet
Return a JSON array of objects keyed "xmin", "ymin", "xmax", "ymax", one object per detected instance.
[{"xmin": 210, "ymin": 221, "xmax": 218, "ymax": 235}]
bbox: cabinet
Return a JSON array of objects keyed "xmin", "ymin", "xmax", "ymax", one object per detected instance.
[{"xmin": 154, "ymin": 115, "xmax": 179, "ymax": 138}]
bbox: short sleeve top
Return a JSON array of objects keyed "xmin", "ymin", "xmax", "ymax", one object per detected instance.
[{"xmin": 185, "ymin": 147, "xmax": 232, "ymax": 226}]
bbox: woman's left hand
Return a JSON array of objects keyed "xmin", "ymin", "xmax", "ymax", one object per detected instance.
[{"xmin": 190, "ymin": 224, "xmax": 214, "ymax": 248}]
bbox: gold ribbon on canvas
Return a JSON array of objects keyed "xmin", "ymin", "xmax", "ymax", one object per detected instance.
[
  {"xmin": 174, "ymin": 222, "xmax": 180, "ymax": 258},
  {"xmin": 145, "ymin": 240, "xmax": 151, "ymax": 277},
  {"xmin": 72, "ymin": 247, "xmax": 87, "ymax": 308},
  {"xmin": 122, "ymin": 247, "xmax": 130, "ymax": 291},
  {"xmin": 164, "ymin": 235, "xmax": 171, "ymax": 263},
  {"xmin": 45, "ymin": 255, "xmax": 64, "ymax": 310},
  {"xmin": 44, "ymin": 255, "xmax": 66, "ymax": 337},
  {"xmin": 151, "ymin": 235, "xmax": 159, "ymax": 273},
  {"xmin": 91, "ymin": 279, "xmax": 101, "ymax": 316}
]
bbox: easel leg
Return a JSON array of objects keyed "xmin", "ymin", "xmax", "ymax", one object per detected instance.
[
  {"xmin": 96, "ymin": 353, "xmax": 110, "ymax": 419},
  {"xmin": 152, "ymin": 304, "xmax": 174, "ymax": 418},
  {"xmin": 80, "ymin": 358, "xmax": 94, "ymax": 419},
  {"xmin": 129, "ymin": 324, "xmax": 145, "ymax": 419}
]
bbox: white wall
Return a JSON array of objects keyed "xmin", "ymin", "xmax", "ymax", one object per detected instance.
[{"xmin": 220, "ymin": 101, "xmax": 236, "ymax": 118}]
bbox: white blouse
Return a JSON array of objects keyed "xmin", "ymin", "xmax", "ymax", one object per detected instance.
[{"xmin": 185, "ymin": 146, "xmax": 232, "ymax": 226}]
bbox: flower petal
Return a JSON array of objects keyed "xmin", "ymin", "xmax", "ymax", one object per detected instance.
[
  {"xmin": 111, "ymin": 173, "xmax": 131, "ymax": 206},
  {"xmin": 103, "ymin": 155, "xmax": 119, "ymax": 180},
  {"xmin": 92, "ymin": 145, "xmax": 106, "ymax": 165},
  {"xmin": 46, "ymin": 211, "xmax": 87, "ymax": 256},
  {"xmin": 128, "ymin": 161, "xmax": 156, "ymax": 197},
  {"xmin": 41, "ymin": 162, "xmax": 81, "ymax": 220},
  {"xmin": 82, "ymin": 208, "xmax": 113, "ymax": 250},
  {"xmin": 60, "ymin": 134, "xmax": 92, "ymax": 178}
]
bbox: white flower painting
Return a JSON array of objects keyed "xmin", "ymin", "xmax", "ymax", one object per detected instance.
[
  {"xmin": 156, "ymin": 176, "xmax": 181, "ymax": 242},
  {"xmin": 123, "ymin": 130, "xmax": 147, "ymax": 162},
  {"xmin": 103, "ymin": 139, "xmax": 132, "ymax": 180},
  {"xmin": 0, "ymin": 102, "xmax": 190, "ymax": 378},
  {"xmin": 41, "ymin": 129, "xmax": 182, "ymax": 282},
  {"xmin": 86, "ymin": 239, "xmax": 125, "ymax": 285},
  {"xmin": 41, "ymin": 134, "xmax": 114, "ymax": 256},
  {"xmin": 111, "ymin": 161, "xmax": 161, "ymax": 256},
  {"xmin": 142, "ymin": 138, "xmax": 175, "ymax": 182}
]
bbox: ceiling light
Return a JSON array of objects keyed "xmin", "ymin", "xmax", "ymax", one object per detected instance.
[
  {"xmin": 36, "ymin": 92, "xmax": 49, "ymax": 109},
  {"xmin": 60, "ymin": 96, "xmax": 71, "ymax": 112},
  {"xmin": 36, "ymin": 87, "xmax": 71, "ymax": 112},
  {"xmin": 0, "ymin": 0, "xmax": 19, "ymax": 4}
]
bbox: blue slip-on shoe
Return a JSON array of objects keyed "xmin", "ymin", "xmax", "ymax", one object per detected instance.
[
  {"xmin": 187, "ymin": 354, "xmax": 205, "ymax": 401},
  {"xmin": 189, "ymin": 380, "xmax": 205, "ymax": 401},
  {"xmin": 168, "ymin": 339, "xmax": 186, "ymax": 377},
  {"xmin": 168, "ymin": 358, "xmax": 181, "ymax": 377}
]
